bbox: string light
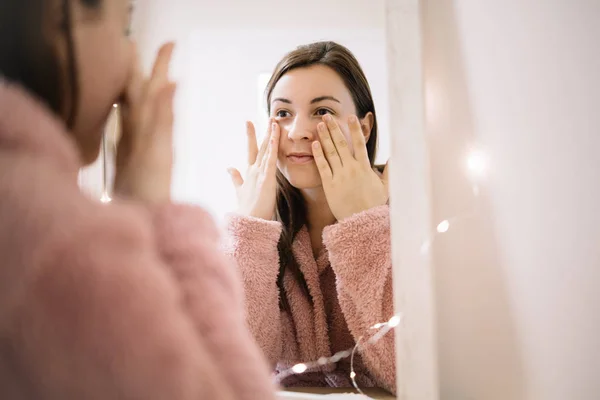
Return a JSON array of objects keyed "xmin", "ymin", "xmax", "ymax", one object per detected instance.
[
  {"xmin": 388, "ymin": 315, "xmax": 402, "ymax": 328},
  {"xmin": 100, "ymin": 193, "xmax": 112, "ymax": 203},
  {"xmin": 419, "ymin": 148, "xmax": 488, "ymax": 255},
  {"xmin": 467, "ymin": 148, "xmax": 488, "ymax": 179},
  {"xmin": 278, "ymin": 314, "xmax": 402, "ymax": 398},
  {"xmin": 292, "ymin": 364, "xmax": 308, "ymax": 374},
  {"xmin": 436, "ymin": 220, "xmax": 450, "ymax": 233}
]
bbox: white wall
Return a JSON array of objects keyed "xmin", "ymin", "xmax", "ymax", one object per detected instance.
[
  {"xmin": 419, "ymin": 1, "xmax": 600, "ymax": 399},
  {"xmin": 130, "ymin": 0, "xmax": 389, "ymax": 222},
  {"xmin": 133, "ymin": 0, "xmax": 385, "ymax": 66}
]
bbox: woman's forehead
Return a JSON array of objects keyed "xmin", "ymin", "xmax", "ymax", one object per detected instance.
[{"xmin": 271, "ymin": 65, "xmax": 353, "ymax": 106}]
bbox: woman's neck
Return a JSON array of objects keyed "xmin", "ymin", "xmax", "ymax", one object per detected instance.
[{"xmin": 301, "ymin": 187, "xmax": 336, "ymax": 257}]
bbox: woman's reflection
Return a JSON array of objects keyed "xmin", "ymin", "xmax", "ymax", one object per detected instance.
[{"xmin": 224, "ymin": 41, "xmax": 396, "ymax": 393}]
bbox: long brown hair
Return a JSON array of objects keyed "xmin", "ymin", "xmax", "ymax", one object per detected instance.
[
  {"xmin": 264, "ymin": 41, "xmax": 380, "ymax": 310},
  {"xmin": 0, "ymin": 0, "xmax": 101, "ymax": 129}
]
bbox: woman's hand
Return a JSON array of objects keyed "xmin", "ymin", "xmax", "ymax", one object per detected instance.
[
  {"xmin": 114, "ymin": 42, "xmax": 177, "ymax": 205},
  {"xmin": 228, "ymin": 120, "xmax": 281, "ymax": 220},
  {"xmin": 312, "ymin": 114, "xmax": 389, "ymax": 221}
]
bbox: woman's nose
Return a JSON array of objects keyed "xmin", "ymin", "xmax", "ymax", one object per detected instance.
[{"xmin": 286, "ymin": 116, "xmax": 317, "ymax": 141}]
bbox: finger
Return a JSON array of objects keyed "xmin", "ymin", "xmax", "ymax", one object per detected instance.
[
  {"xmin": 151, "ymin": 42, "xmax": 175, "ymax": 81},
  {"xmin": 227, "ymin": 168, "xmax": 244, "ymax": 188},
  {"xmin": 323, "ymin": 115, "xmax": 352, "ymax": 162},
  {"xmin": 246, "ymin": 121, "xmax": 259, "ymax": 165},
  {"xmin": 150, "ymin": 83, "xmax": 177, "ymax": 145},
  {"xmin": 259, "ymin": 121, "xmax": 278, "ymax": 168},
  {"xmin": 349, "ymin": 115, "xmax": 370, "ymax": 166},
  {"xmin": 312, "ymin": 141, "xmax": 333, "ymax": 183},
  {"xmin": 263, "ymin": 122, "xmax": 280, "ymax": 174},
  {"xmin": 317, "ymin": 122, "xmax": 342, "ymax": 172},
  {"xmin": 147, "ymin": 42, "xmax": 176, "ymax": 96},
  {"xmin": 255, "ymin": 121, "xmax": 274, "ymax": 166}
]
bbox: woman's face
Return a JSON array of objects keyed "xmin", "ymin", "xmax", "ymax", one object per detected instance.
[
  {"xmin": 55, "ymin": 0, "xmax": 133, "ymax": 164},
  {"xmin": 270, "ymin": 65, "xmax": 373, "ymax": 190}
]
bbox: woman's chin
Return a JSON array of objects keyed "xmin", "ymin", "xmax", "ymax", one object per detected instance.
[{"xmin": 284, "ymin": 174, "xmax": 323, "ymax": 190}]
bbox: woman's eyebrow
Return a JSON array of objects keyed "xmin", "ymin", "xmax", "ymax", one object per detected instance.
[
  {"xmin": 311, "ymin": 96, "xmax": 340, "ymax": 104},
  {"xmin": 271, "ymin": 96, "xmax": 341, "ymax": 105}
]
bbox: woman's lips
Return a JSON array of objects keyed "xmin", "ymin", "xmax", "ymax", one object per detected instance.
[{"xmin": 287, "ymin": 155, "xmax": 314, "ymax": 164}]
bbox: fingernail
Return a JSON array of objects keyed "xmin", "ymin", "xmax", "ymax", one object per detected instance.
[
  {"xmin": 324, "ymin": 114, "xmax": 332, "ymax": 122},
  {"xmin": 318, "ymin": 122, "xmax": 325, "ymax": 131},
  {"xmin": 349, "ymin": 115, "xmax": 358, "ymax": 124}
]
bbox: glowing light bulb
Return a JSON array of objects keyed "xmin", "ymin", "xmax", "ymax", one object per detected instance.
[
  {"xmin": 388, "ymin": 315, "xmax": 402, "ymax": 328},
  {"xmin": 292, "ymin": 364, "xmax": 308, "ymax": 374},
  {"xmin": 350, "ymin": 372, "xmax": 357, "ymax": 379},
  {"xmin": 420, "ymin": 240, "xmax": 431, "ymax": 255},
  {"xmin": 112, "ymin": 103, "xmax": 118, "ymax": 108},
  {"xmin": 467, "ymin": 149, "xmax": 488, "ymax": 178},
  {"xmin": 100, "ymin": 193, "xmax": 112, "ymax": 204},
  {"xmin": 437, "ymin": 220, "xmax": 450, "ymax": 233},
  {"xmin": 371, "ymin": 322, "xmax": 384, "ymax": 329}
]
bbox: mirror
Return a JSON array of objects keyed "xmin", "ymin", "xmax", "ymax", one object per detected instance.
[{"xmin": 169, "ymin": 7, "xmax": 398, "ymax": 397}]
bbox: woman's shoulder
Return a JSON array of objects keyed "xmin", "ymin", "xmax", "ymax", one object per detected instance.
[{"xmin": 0, "ymin": 80, "xmax": 80, "ymax": 172}]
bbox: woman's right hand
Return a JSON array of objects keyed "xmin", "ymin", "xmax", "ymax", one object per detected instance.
[
  {"xmin": 228, "ymin": 121, "xmax": 280, "ymax": 220},
  {"xmin": 114, "ymin": 42, "xmax": 176, "ymax": 205}
]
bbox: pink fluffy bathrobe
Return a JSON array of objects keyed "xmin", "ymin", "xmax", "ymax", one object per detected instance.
[
  {"xmin": 0, "ymin": 81, "xmax": 277, "ymax": 399},
  {"xmin": 223, "ymin": 204, "xmax": 396, "ymax": 392}
]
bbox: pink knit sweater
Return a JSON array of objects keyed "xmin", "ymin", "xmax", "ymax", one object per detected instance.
[
  {"xmin": 0, "ymin": 81, "xmax": 276, "ymax": 399},
  {"xmin": 223, "ymin": 204, "xmax": 396, "ymax": 394}
]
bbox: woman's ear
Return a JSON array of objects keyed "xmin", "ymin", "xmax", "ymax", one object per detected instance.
[{"xmin": 360, "ymin": 112, "xmax": 375, "ymax": 142}]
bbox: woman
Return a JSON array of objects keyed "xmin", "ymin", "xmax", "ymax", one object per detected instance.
[
  {"xmin": 226, "ymin": 41, "xmax": 395, "ymax": 393},
  {"xmin": 0, "ymin": 1, "xmax": 275, "ymax": 399}
]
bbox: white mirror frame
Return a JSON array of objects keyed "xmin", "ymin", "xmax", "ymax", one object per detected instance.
[{"xmin": 386, "ymin": 1, "xmax": 439, "ymax": 399}]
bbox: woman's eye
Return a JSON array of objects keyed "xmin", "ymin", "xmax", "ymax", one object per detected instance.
[
  {"xmin": 276, "ymin": 110, "xmax": 291, "ymax": 118},
  {"xmin": 315, "ymin": 108, "xmax": 333, "ymax": 116}
]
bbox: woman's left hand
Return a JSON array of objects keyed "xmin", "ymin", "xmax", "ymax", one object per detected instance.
[{"xmin": 312, "ymin": 114, "xmax": 389, "ymax": 221}]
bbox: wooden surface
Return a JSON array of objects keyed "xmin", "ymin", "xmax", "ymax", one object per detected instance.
[{"xmin": 285, "ymin": 387, "xmax": 395, "ymax": 399}]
